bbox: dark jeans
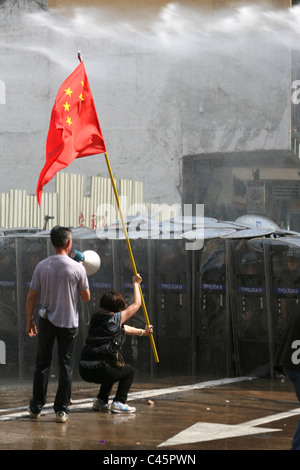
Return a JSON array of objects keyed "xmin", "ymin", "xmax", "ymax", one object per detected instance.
[
  {"xmin": 79, "ymin": 362, "xmax": 135, "ymax": 404},
  {"xmin": 283, "ymin": 366, "xmax": 300, "ymax": 450},
  {"xmin": 30, "ymin": 317, "xmax": 78, "ymax": 414}
]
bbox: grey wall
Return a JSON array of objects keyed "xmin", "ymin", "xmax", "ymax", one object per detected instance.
[{"xmin": 0, "ymin": 2, "xmax": 293, "ymax": 206}]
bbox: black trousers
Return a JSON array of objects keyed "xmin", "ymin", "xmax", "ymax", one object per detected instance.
[
  {"xmin": 79, "ymin": 362, "xmax": 135, "ymax": 404},
  {"xmin": 30, "ymin": 317, "xmax": 78, "ymax": 414}
]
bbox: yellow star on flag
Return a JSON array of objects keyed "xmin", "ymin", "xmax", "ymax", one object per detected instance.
[
  {"xmin": 79, "ymin": 93, "xmax": 84, "ymax": 101},
  {"xmin": 63, "ymin": 101, "xmax": 70, "ymax": 111},
  {"xmin": 66, "ymin": 116, "xmax": 72, "ymax": 126},
  {"xmin": 64, "ymin": 87, "xmax": 73, "ymax": 97}
]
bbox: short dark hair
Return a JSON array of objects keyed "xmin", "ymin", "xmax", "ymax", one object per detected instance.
[
  {"xmin": 50, "ymin": 226, "xmax": 72, "ymax": 248},
  {"xmin": 100, "ymin": 291, "xmax": 126, "ymax": 312}
]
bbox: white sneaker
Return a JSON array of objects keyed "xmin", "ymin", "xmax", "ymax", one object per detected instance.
[
  {"xmin": 56, "ymin": 411, "xmax": 68, "ymax": 423},
  {"xmin": 110, "ymin": 401, "xmax": 136, "ymax": 414},
  {"xmin": 92, "ymin": 398, "xmax": 110, "ymax": 412},
  {"xmin": 28, "ymin": 406, "xmax": 41, "ymax": 419}
]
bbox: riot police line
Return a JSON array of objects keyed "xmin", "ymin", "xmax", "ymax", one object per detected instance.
[{"xmin": 1, "ymin": 214, "xmax": 300, "ymax": 382}]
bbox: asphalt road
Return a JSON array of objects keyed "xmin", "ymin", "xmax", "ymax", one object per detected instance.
[{"xmin": 0, "ymin": 374, "xmax": 298, "ymax": 462}]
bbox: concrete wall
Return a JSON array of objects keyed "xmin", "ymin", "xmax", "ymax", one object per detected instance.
[{"xmin": 0, "ymin": 0, "xmax": 293, "ymax": 208}]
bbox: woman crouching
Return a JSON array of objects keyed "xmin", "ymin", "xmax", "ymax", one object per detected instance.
[{"xmin": 79, "ymin": 274, "xmax": 153, "ymax": 413}]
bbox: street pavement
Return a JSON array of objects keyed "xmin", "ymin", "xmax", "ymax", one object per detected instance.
[{"xmin": 0, "ymin": 374, "xmax": 298, "ymax": 461}]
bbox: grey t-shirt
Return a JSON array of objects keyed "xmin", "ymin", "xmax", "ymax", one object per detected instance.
[{"xmin": 30, "ymin": 254, "xmax": 89, "ymax": 328}]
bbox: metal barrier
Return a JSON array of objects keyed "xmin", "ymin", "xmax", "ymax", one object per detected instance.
[{"xmin": 1, "ymin": 226, "xmax": 300, "ymax": 383}]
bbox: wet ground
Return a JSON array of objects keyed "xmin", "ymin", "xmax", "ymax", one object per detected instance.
[{"xmin": 0, "ymin": 374, "xmax": 298, "ymax": 460}]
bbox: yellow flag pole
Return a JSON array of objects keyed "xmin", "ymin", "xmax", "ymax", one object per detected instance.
[{"xmin": 104, "ymin": 152, "xmax": 159, "ymax": 363}]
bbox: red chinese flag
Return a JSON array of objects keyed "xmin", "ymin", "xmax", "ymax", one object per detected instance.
[{"xmin": 36, "ymin": 61, "xmax": 106, "ymax": 205}]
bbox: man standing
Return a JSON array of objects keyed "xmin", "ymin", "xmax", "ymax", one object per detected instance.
[{"xmin": 26, "ymin": 226, "xmax": 90, "ymax": 423}]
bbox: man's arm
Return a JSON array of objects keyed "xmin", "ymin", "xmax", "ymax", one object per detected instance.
[
  {"xmin": 80, "ymin": 288, "xmax": 90, "ymax": 303},
  {"xmin": 26, "ymin": 287, "xmax": 38, "ymax": 337}
]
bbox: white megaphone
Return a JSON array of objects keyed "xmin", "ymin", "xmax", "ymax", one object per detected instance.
[{"xmin": 69, "ymin": 249, "xmax": 101, "ymax": 275}]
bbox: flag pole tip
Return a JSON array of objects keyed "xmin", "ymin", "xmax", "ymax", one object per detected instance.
[{"xmin": 78, "ymin": 51, "xmax": 82, "ymax": 62}]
